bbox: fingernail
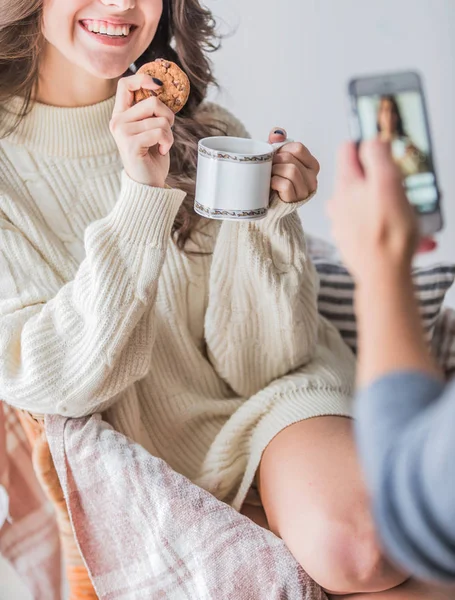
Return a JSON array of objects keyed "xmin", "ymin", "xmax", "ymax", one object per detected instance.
[
  {"xmin": 152, "ymin": 77, "xmax": 163, "ymax": 86},
  {"xmin": 274, "ymin": 129, "xmax": 285, "ymax": 136}
]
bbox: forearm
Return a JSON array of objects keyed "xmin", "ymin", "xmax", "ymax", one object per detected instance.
[
  {"xmin": 0, "ymin": 175, "xmax": 185, "ymax": 416},
  {"xmin": 355, "ymin": 265, "xmax": 442, "ymax": 387}
]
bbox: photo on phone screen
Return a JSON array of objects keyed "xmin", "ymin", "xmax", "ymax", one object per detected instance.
[{"xmin": 349, "ymin": 72, "xmax": 443, "ymax": 235}]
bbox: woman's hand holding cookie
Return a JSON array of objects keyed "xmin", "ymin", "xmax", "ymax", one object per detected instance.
[
  {"xmin": 110, "ymin": 73, "xmax": 175, "ymax": 188},
  {"xmin": 269, "ymin": 129, "xmax": 320, "ymax": 203}
]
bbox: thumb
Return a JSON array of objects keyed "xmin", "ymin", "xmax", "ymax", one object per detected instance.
[
  {"xmin": 336, "ymin": 142, "xmax": 364, "ymax": 184},
  {"xmin": 268, "ymin": 127, "xmax": 287, "ymax": 144},
  {"xmin": 360, "ymin": 139, "xmax": 395, "ymax": 175}
]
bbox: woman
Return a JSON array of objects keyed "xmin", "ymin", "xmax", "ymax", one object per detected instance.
[
  {"xmin": 0, "ymin": 0, "xmax": 413, "ymax": 596},
  {"xmin": 328, "ymin": 139, "xmax": 455, "ymax": 599},
  {"xmin": 377, "ymin": 95, "xmax": 431, "ymax": 177}
]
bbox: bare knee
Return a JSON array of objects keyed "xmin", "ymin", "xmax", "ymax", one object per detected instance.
[{"xmin": 278, "ymin": 517, "xmax": 407, "ymax": 595}]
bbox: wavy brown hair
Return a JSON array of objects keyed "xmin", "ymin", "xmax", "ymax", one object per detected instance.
[{"xmin": 0, "ymin": 0, "xmax": 227, "ymax": 250}]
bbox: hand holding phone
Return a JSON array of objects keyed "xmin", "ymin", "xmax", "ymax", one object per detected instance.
[
  {"xmin": 327, "ymin": 140, "xmax": 420, "ymax": 282},
  {"xmin": 348, "ymin": 71, "xmax": 443, "ymax": 237}
]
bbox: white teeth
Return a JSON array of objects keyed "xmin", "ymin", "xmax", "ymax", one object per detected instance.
[{"xmin": 84, "ymin": 20, "xmax": 131, "ymax": 36}]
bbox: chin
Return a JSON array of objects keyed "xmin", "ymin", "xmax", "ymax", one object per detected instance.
[{"xmin": 80, "ymin": 56, "xmax": 134, "ymax": 80}]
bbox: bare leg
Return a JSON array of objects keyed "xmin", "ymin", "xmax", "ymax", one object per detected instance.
[
  {"xmin": 259, "ymin": 416, "xmax": 407, "ymax": 595},
  {"xmin": 240, "ymin": 498, "xmax": 454, "ymax": 600}
]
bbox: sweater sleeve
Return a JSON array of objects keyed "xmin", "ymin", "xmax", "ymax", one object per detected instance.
[
  {"xmin": 204, "ymin": 105, "xmax": 319, "ymax": 397},
  {"xmin": 0, "ymin": 173, "xmax": 185, "ymax": 417},
  {"xmin": 355, "ymin": 372, "xmax": 455, "ymax": 583}
]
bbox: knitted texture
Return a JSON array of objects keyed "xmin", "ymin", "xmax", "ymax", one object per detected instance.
[{"xmin": 0, "ymin": 98, "xmax": 354, "ymax": 506}]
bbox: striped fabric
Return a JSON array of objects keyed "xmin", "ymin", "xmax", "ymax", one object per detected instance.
[
  {"xmin": 315, "ymin": 261, "xmax": 455, "ymax": 352},
  {"xmin": 431, "ymin": 307, "xmax": 455, "ymax": 379},
  {"xmin": 307, "ymin": 236, "xmax": 455, "ymax": 354}
]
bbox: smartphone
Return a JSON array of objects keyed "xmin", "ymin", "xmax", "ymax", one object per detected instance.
[{"xmin": 348, "ymin": 71, "xmax": 443, "ymax": 236}]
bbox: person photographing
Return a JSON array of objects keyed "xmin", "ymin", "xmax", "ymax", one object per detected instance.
[{"xmin": 328, "ymin": 139, "xmax": 455, "ymax": 593}]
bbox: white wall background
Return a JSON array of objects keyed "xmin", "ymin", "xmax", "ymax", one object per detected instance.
[{"xmin": 205, "ymin": 0, "xmax": 455, "ymax": 306}]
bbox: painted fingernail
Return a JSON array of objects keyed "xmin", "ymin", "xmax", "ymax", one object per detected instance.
[
  {"xmin": 274, "ymin": 129, "xmax": 285, "ymax": 136},
  {"xmin": 152, "ymin": 77, "xmax": 164, "ymax": 86}
]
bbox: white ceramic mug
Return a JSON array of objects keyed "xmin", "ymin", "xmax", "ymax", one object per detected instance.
[{"xmin": 194, "ymin": 136, "xmax": 290, "ymax": 221}]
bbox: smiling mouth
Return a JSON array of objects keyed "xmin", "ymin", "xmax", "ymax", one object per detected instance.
[{"xmin": 80, "ymin": 20, "xmax": 137, "ymax": 38}]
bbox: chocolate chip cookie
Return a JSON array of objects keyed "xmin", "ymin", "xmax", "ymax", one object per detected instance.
[{"xmin": 133, "ymin": 59, "xmax": 190, "ymax": 114}]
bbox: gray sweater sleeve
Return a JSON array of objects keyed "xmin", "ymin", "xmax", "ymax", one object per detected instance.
[{"xmin": 354, "ymin": 372, "xmax": 455, "ymax": 584}]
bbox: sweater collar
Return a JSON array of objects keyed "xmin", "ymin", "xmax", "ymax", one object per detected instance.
[{"xmin": 0, "ymin": 95, "xmax": 117, "ymax": 158}]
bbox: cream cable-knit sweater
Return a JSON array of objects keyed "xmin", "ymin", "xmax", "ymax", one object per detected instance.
[{"xmin": 0, "ymin": 97, "xmax": 355, "ymax": 508}]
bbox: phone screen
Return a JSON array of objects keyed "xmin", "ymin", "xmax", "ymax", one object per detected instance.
[{"xmin": 355, "ymin": 91, "xmax": 438, "ymax": 214}]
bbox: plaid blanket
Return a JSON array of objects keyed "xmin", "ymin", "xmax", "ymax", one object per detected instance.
[
  {"xmin": 44, "ymin": 413, "xmax": 327, "ymax": 600},
  {"xmin": 0, "ymin": 402, "xmax": 61, "ymax": 599}
]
